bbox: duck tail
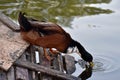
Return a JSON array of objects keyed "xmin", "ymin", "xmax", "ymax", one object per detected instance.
[{"xmin": 18, "ymin": 12, "xmax": 32, "ymax": 31}]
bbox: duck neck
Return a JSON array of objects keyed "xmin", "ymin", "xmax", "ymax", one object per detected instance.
[{"xmin": 72, "ymin": 40, "xmax": 87, "ymax": 55}]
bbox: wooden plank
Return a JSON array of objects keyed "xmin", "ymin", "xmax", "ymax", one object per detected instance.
[
  {"xmin": 0, "ymin": 12, "xmax": 20, "ymax": 31},
  {"xmin": 57, "ymin": 54, "xmax": 64, "ymax": 72},
  {"xmin": 29, "ymin": 46, "xmax": 38, "ymax": 80},
  {"xmin": 25, "ymin": 46, "xmax": 36, "ymax": 80},
  {"xmin": 64, "ymin": 55, "xmax": 76, "ymax": 74},
  {"xmin": 7, "ymin": 67, "xmax": 15, "ymax": 80},
  {"xmin": 51, "ymin": 53, "xmax": 65, "ymax": 80},
  {"xmin": 14, "ymin": 60, "xmax": 81, "ymax": 80},
  {"xmin": 15, "ymin": 54, "xmax": 29, "ymax": 80},
  {"xmin": 0, "ymin": 22, "xmax": 29, "ymax": 71},
  {"xmin": 38, "ymin": 48, "xmax": 52, "ymax": 80},
  {"xmin": 36, "ymin": 46, "xmax": 44, "ymax": 64},
  {"xmin": 0, "ymin": 70, "xmax": 7, "ymax": 80},
  {"xmin": 15, "ymin": 67, "xmax": 29, "ymax": 80}
]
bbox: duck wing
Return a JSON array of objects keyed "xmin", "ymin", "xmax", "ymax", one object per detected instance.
[
  {"xmin": 29, "ymin": 21, "xmax": 66, "ymax": 35},
  {"xmin": 18, "ymin": 12, "xmax": 67, "ymax": 35}
]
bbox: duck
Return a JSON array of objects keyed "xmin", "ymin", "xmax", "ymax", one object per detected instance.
[{"xmin": 18, "ymin": 12, "xmax": 94, "ymax": 67}]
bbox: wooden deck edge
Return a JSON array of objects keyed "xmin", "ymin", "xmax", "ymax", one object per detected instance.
[
  {"xmin": 0, "ymin": 12, "xmax": 20, "ymax": 31},
  {"xmin": 14, "ymin": 60, "xmax": 81, "ymax": 80}
]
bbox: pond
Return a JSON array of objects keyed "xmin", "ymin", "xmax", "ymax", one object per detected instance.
[{"xmin": 0, "ymin": 0, "xmax": 120, "ymax": 80}]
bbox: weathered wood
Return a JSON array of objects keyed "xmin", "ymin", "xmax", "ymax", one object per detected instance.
[
  {"xmin": 57, "ymin": 54, "xmax": 64, "ymax": 72},
  {"xmin": 38, "ymin": 48, "xmax": 52, "ymax": 80},
  {"xmin": 64, "ymin": 55, "xmax": 76, "ymax": 74},
  {"xmin": 15, "ymin": 67, "xmax": 29, "ymax": 80},
  {"xmin": 51, "ymin": 54, "xmax": 59, "ymax": 70},
  {"xmin": 26, "ymin": 46, "xmax": 36, "ymax": 80},
  {"xmin": 30, "ymin": 46, "xmax": 38, "ymax": 80},
  {"xmin": 7, "ymin": 67, "xmax": 15, "ymax": 80},
  {"xmin": 0, "ymin": 70, "xmax": 7, "ymax": 80},
  {"xmin": 15, "ymin": 53, "xmax": 29, "ymax": 80},
  {"xmin": 52, "ymin": 54, "xmax": 65, "ymax": 80},
  {"xmin": 0, "ymin": 21, "xmax": 29, "ymax": 71},
  {"xmin": 0, "ymin": 12, "xmax": 20, "ymax": 31},
  {"xmin": 29, "ymin": 46, "xmax": 36, "ymax": 63},
  {"xmin": 14, "ymin": 60, "xmax": 81, "ymax": 80}
]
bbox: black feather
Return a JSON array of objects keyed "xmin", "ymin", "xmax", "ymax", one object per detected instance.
[{"xmin": 18, "ymin": 12, "xmax": 32, "ymax": 31}]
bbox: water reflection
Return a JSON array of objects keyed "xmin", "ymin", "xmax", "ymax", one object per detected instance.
[
  {"xmin": 78, "ymin": 65, "xmax": 92, "ymax": 80},
  {"xmin": 0, "ymin": 0, "xmax": 113, "ymax": 26}
]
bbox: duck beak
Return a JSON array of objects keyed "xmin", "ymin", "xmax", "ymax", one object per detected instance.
[{"xmin": 89, "ymin": 62, "xmax": 94, "ymax": 67}]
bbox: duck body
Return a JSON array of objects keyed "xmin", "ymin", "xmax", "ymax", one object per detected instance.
[
  {"xmin": 21, "ymin": 29, "xmax": 71, "ymax": 52},
  {"xmin": 18, "ymin": 12, "xmax": 93, "ymax": 64}
]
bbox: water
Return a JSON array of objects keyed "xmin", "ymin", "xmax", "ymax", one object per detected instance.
[
  {"xmin": 66, "ymin": 0, "xmax": 120, "ymax": 79},
  {"xmin": 0, "ymin": 0, "xmax": 120, "ymax": 80}
]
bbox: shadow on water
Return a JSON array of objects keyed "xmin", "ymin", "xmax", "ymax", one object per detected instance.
[
  {"xmin": 78, "ymin": 65, "xmax": 93, "ymax": 80},
  {"xmin": 0, "ymin": 0, "xmax": 113, "ymax": 27}
]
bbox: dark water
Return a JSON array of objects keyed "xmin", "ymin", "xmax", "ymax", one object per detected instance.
[
  {"xmin": 0, "ymin": 0, "xmax": 113, "ymax": 26},
  {"xmin": 0, "ymin": 0, "xmax": 120, "ymax": 80}
]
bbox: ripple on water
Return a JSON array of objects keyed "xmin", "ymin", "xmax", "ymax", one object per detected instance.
[{"xmin": 93, "ymin": 55, "xmax": 119, "ymax": 73}]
